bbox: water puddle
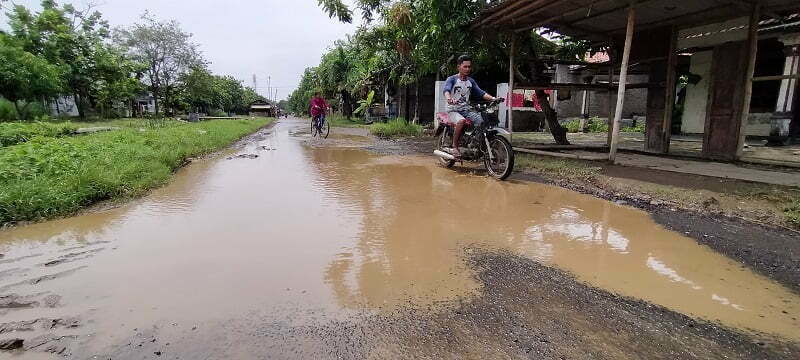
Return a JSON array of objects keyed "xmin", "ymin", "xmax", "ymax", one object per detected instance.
[{"xmin": 0, "ymin": 119, "xmax": 798, "ymax": 354}]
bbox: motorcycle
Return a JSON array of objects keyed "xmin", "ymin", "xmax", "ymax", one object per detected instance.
[{"xmin": 433, "ymin": 98, "xmax": 515, "ymax": 180}]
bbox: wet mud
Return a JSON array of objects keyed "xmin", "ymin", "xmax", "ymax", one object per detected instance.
[{"xmin": 0, "ymin": 118, "xmax": 798, "ymax": 358}]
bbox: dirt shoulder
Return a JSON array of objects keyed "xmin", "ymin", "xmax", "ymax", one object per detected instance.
[
  {"xmin": 341, "ymin": 248, "xmax": 798, "ymax": 359},
  {"xmin": 362, "ymin": 132, "xmax": 800, "ymax": 294}
]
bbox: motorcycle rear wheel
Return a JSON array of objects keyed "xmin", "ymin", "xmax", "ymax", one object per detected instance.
[
  {"xmin": 484, "ymin": 136, "xmax": 514, "ymax": 180},
  {"xmin": 437, "ymin": 128, "xmax": 456, "ymax": 168}
]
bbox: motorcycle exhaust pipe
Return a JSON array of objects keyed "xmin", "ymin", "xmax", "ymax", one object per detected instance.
[{"xmin": 434, "ymin": 150, "xmax": 455, "ymax": 160}]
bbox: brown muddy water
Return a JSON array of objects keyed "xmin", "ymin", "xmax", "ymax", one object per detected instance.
[{"xmin": 0, "ymin": 118, "xmax": 798, "ymax": 357}]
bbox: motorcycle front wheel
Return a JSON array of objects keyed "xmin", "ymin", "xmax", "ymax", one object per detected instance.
[{"xmin": 484, "ymin": 136, "xmax": 515, "ymax": 180}]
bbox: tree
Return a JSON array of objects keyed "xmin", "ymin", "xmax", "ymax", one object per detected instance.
[
  {"xmin": 509, "ymin": 31, "xmax": 591, "ymax": 144},
  {"xmin": 0, "ymin": 37, "xmax": 64, "ymax": 119},
  {"xmin": 114, "ymin": 13, "xmax": 205, "ymax": 115},
  {"xmin": 93, "ymin": 46, "xmax": 145, "ymax": 118},
  {"xmin": 5, "ymin": 1, "xmax": 129, "ymax": 118},
  {"xmin": 181, "ymin": 66, "xmax": 216, "ymax": 113}
]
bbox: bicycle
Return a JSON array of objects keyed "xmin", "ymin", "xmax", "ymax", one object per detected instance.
[{"xmin": 311, "ymin": 114, "xmax": 330, "ymax": 138}]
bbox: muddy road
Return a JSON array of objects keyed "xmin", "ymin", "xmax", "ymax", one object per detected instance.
[{"xmin": 1, "ymin": 118, "xmax": 799, "ymax": 359}]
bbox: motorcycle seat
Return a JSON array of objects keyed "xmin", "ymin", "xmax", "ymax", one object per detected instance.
[{"xmin": 436, "ymin": 112, "xmax": 473, "ymax": 127}]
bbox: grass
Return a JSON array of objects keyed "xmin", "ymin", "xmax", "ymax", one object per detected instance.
[
  {"xmin": 369, "ymin": 118, "xmax": 422, "ymax": 138},
  {"xmin": 0, "ymin": 122, "xmax": 78, "ymax": 147},
  {"xmin": 560, "ymin": 117, "xmax": 643, "ymax": 133},
  {"xmin": 562, "ymin": 117, "xmax": 609, "ymax": 133},
  {"xmin": 515, "ymin": 153, "xmax": 601, "ymax": 180},
  {"xmin": 517, "ymin": 151, "xmax": 800, "ymax": 228},
  {"xmin": 786, "ymin": 200, "xmax": 800, "ymax": 227},
  {"xmin": 733, "ymin": 183, "xmax": 800, "ymax": 227},
  {"xmin": 0, "ymin": 117, "xmax": 271, "ymax": 225},
  {"xmin": 327, "ymin": 115, "xmax": 368, "ymax": 128}
]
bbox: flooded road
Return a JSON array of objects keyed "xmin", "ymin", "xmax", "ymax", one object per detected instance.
[{"xmin": 1, "ymin": 118, "xmax": 798, "ymax": 358}]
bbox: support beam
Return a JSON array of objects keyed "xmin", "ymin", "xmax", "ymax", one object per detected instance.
[
  {"xmin": 606, "ymin": 41, "xmax": 615, "ymax": 147},
  {"xmin": 570, "ymin": 0, "xmax": 657, "ymax": 26},
  {"xmin": 609, "ymin": 6, "xmax": 635, "ymax": 162},
  {"xmin": 752, "ymin": 74, "xmax": 800, "ymax": 82},
  {"xmin": 605, "ymin": 4, "xmax": 735, "ymax": 35},
  {"xmin": 508, "ymin": 35, "xmax": 516, "ymax": 139},
  {"xmin": 472, "ymin": 0, "xmax": 533, "ymax": 29},
  {"xmin": 735, "ymin": 2, "xmax": 760, "ymax": 158},
  {"xmin": 661, "ymin": 27, "xmax": 678, "ymax": 152},
  {"xmin": 496, "ymin": 0, "xmax": 565, "ymax": 26}
]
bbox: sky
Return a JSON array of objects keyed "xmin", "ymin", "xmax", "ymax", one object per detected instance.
[{"xmin": 2, "ymin": 0, "xmax": 361, "ymax": 101}]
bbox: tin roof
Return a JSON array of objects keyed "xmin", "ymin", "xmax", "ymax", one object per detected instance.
[{"xmin": 473, "ymin": 0, "xmax": 799, "ymax": 42}]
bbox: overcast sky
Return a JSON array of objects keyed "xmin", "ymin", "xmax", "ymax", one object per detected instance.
[{"xmin": 2, "ymin": 0, "xmax": 361, "ymax": 100}]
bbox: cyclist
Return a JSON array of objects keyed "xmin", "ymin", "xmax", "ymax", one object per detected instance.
[
  {"xmin": 309, "ymin": 92, "xmax": 329, "ymax": 131},
  {"xmin": 443, "ymin": 54, "xmax": 499, "ymax": 158}
]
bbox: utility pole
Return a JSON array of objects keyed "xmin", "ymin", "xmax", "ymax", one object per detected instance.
[
  {"xmin": 267, "ymin": 76, "xmax": 271, "ymax": 102},
  {"xmin": 252, "ymin": 74, "xmax": 257, "ymax": 94}
]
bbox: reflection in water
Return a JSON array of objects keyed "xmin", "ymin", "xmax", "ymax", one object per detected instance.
[
  {"xmin": 306, "ymin": 148, "xmax": 800, "ymax": 340},
  {"xmin": 0, "ymin": 119, "xmax": 797, "ymax": 350}
]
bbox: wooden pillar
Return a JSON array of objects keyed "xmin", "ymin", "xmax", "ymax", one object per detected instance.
[
  {"xmin": 606, "ymin": 39, "xmax": 615, "ymax": 146},
  {"xmin": 645, "ymin": 27, "xmax": 677, "ymax": 153},
  {"xmin": 580, "ymin": 89, "xmax": 589, "ymax": 131},
  {"xmin": 609, "ymin": 6, "xmax": 636, "ymax": 162},
  {"xmin": 736, "ymin": 3, "xmax": 760, "ymax": 158},
  {"xmin": 508, "ymin": 35, "xmax": 516, "ymax": 139},
  {"xmin": 661, "ymin": 26, "xmax": 678, "ymax": 153}
]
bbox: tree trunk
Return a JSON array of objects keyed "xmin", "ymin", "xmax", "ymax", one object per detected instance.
[
  {"xmin": 526, "ymin": 55, "xmax": 569, "ymax": 145},
  {"xmin": 413, "ymin": 79, "xmax": 421, "ymax": 124},
  {"xmin": 13, "ymin": 100, "xmax": 22, "ymax": 120},
  {"xmin": 164, "ymin": 87, "xmax": 171, "ymax": 116},
  {"xmin": 74, "ymin": 93, "xmax": 86, "ymax": 120},
  {"xmin": 153, "ymin": 88, "xmax": 160, "ymax": 115},
  {"xmin": 341, "ymin": 91, "xmax": 353, "ymax": 119},
  {"xmin": 536, "ymin": 90, "xmax": 569, "ymax": 145}
]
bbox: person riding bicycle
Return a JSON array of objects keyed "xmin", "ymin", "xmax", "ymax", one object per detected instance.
[
  {"xmin": 309, "ymin": 92, "xmax": 329, "ymax": 128},
  {"xmin": 443, "ymin": 55, "xmax": 499, "ymax": 158}
]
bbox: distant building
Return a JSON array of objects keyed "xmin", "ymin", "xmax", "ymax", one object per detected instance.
[
  {"xmin": 47, "ymin": 92, "xmax": 157, "ymax": 118},
  {"xmin": 134, "ymin": 93, "xmax": 156, "ymax": 116},
  {"xmin": 48, "ymin": 96, "xmax": 80, "ymax": 117},
  {"xmin": 249, "ymin": 100, "xmax": 275, "ymax": 117}
]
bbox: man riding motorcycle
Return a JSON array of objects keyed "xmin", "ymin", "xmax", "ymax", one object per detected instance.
[{"xmin": 443, "ymin": 55, "xmax": 499, "ymax": 158}]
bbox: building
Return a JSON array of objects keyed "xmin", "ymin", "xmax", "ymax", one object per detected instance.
[
  {"xmin": 474, "ymin": 0, "xmax": 800, "ymax": 162},
  {"xmin": 249, "ymin": 100, "xmax": 275, "ymax": 117}
]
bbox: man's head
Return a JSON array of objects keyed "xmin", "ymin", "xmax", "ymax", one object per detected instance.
[
  {"xmin": 457, "ymin": 55, "xmax": 472, "ymax": 77},
  {"xmin": 314, "ymin": 91, "xmax": 321, "ymax": 98}
]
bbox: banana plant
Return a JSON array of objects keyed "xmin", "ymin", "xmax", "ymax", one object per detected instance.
[{"xmin": 353, "ymin": 90, "xmax": 375, "ymax": 116}]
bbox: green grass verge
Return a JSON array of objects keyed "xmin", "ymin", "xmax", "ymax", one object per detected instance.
[
  {"xmin": 786, "ymin": 200, "xmax": 800, "ymax": 227},
  {"xmin": 327, "ymin": 115, "xmax": 368, "ymax": 128},
  {"xmin": 0, "ymin": 122, "xmax": 78, "ymax": 147},
  {"xmin": 369, "ymin": 118, "xmax": 422, "ymax": 138},
  {"xmin": 0, "ymin": 118, "xmax": 271, "ymax": 225},
  {"xmin": 562, "ymin": 117, "xmax": 609, "ymax": 133},
  {"xmin": 515, "ymin": 153, "xmax": 601, "ymax": 180},
  {"xmin": 735, "ymin": 183, "xmax": 800, "ymax": 227}
]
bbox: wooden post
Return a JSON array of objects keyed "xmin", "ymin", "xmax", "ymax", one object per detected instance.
[
  {"xmin": 508, "ymin": 35, "xmax": 516, "ymax": 140},
  {"xmin": 580, "ymin": 90, "xmax": 589, "ymax": 131},
  {"xmin": 735, "ymin": 3, "xmax": 760, "ymax": 158},
  {"xmin": 608, "ymin": 5, "xmax": 636, "ymax": 162},
  {"xmin": 606, "ymin": 38, "xmax": 614, "ymax": 146},
  {"xmin": 660, "ymin": 26, "xmax": 678, "ymax": 153}
]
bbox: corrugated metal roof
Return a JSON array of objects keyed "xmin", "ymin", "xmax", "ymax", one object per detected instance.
[{"xmin": 474, "ymin": 0, "xmax": 800, "ymax": 42}]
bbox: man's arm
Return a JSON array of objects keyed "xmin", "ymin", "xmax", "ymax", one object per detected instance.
[
  {"xmin": 443, "ymin": 76, "xmax": 456, "ymax": 104},
  {"xmin": 470, "ymin": 78, "xmax": 495, "ymax": 101}
]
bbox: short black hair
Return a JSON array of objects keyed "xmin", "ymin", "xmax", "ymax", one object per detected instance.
[{"xmin": 457, "ymin": 55, "xmax": 472, "ymax": 65}]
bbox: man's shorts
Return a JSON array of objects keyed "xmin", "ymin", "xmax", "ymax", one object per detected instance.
[{"xmin": 448, "ymin": 109, "xmax": 484, "ymax": 127}]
